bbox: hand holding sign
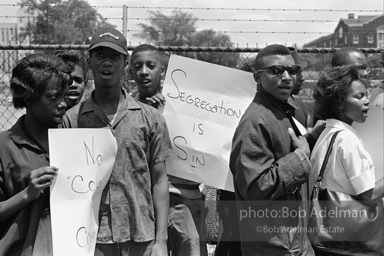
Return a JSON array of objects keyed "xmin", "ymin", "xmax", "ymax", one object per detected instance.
[{"xmin": 49, "ymin": 129, "xmax": 117, "ymax": 256}]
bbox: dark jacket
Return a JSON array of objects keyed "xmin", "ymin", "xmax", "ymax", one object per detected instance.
[{"xmin": 230, "ymin": 87, "xmax": 314, "ymax": 256}]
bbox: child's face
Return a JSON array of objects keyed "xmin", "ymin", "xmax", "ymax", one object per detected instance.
[
  {"xmin": 66, "ymin": 65, "xmax": 85, "ymax": 108},
  {"xmin": 29, "ymin": 82, "xmax": 67, "ymax": 128},
  {"xmin": 340, "ymin": 80, "xmax": 370, "ymax": 125},
  {"xmin": 89, "ymin": 47, "xmax": 125, "ymax": 89},
  {"xmin": 130, "ymin": 51, "xmax": 165, "ymax": 97}
]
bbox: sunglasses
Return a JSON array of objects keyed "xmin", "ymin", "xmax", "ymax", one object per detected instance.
[{"xmin": 258, "ymin": 65, "xmax": 301, "ymax": 76}]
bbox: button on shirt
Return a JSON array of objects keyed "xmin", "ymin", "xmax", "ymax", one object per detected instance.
[{"xmin": 61, "ymin": 89, "xmax": 172, "ymax": 243}]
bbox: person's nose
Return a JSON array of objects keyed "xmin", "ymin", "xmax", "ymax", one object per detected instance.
[
  {"xmin": 140, "ymin": 66, "xmax": 149, "ymax": 76},
  {"xmin": 281, "ymin": 70, "xmax": 292, "ymax": 82},
  {"xmin": 364, "ymin": 96, "xmax": 370, "ymax": 106},
  {"xmin": 102, "ymin": 61, "xmax": 112, "ymax": 68},
  {"xmin": 58, "ymin": 96, "xmax": 67, "ymax": 110},
  {"xmin": 68, "ymin": 81, "xmax": 77, "ymax": 89}
]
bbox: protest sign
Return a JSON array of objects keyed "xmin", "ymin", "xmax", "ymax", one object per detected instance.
[
  {"xmin": 353, "ymin": 105, "xmax": 384, "ymax": 180},
  {"xmin": 49, "ymin": 129, "xmax": 117, "ymax": 256},
  {"xmin": 162, "ymin": 54, "xmax": 255, "ymax": 191}
]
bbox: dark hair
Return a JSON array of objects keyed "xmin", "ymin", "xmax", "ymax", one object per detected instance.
[
  {"xmin": 253, "ymin": 44, "xmax": 292, "ymax": 71},
  {"xmin": 130, "ymin": 44, "xmax": 168, "ymax": 65},
  {"xmin": 314, "ymin": 65, "xmax": 369, "ymax": 119},
  {"xmin": 55, "ymin": 50, "xmax": 87, "ymax": 81},
  {"xmin": 331, "ymin": 47, "xmax": 365, "ymax": 67},
  {"xmin": 10, "ymin": 54, "xmax": 70, "ymax": 109}
]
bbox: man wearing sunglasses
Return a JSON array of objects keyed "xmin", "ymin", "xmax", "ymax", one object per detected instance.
[{"xmin": 230, "ymin": 44, "xmax": 314, "ymax": 256}]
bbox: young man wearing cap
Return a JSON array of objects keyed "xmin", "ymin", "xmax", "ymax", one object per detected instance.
[{"xmin": 62, "ymin": 27, "xmax": 172, "ymax": 256}]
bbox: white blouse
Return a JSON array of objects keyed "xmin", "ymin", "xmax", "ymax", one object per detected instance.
[{"xmin": 310, "ymin": 119, "xmax": 375, "ymax": 196}]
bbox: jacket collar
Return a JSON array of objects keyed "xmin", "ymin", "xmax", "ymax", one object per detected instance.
[
  {"xmin": 80, "ymin": 87, "xmax": 141, "ymax": 115},
  {"xmin": 255, "ymin": 84, "xmax": 299, "ymax": 113},
  {"xmin": 9, "ymin": 115, "xmax": 48, "ymax": 154}
]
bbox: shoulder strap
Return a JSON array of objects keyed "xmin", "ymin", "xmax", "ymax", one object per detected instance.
[{"xmin": 316, "ymin": 130, "xmax": 342, "ymax": 183}]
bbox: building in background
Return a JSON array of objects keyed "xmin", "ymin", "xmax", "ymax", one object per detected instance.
[
  {"xmin": 0, "ymin": 8, "xmax": 33, "ymax": 77},
  {"xmin": 0, "ymin": 23, "xmax": 17, "ymax": 45},
  {"xmin": 0, "ymin": 23, "xmax": 18, "ymax": 77},
  {"xmin": 304, "ymin": 13, "xmax": 384, "ymax": 48}
]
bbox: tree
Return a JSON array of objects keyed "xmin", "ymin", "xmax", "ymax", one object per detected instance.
[
  {"xmin": 136, "ymin": 10, "xmax": 239, "ymax": 67},
  {"xmin": 190, "ymin": 29, "xmax": 238, "ymax": 67},
  {"xmin": 135, "ymin": 10, "xmax": 197, "ymax": 46},
  {"xmin": 19, "ymin": 0, "xmax": 114, "ymax": 44}
]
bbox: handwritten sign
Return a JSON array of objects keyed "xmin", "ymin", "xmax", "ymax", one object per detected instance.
[
  {"xmin": 49, "ymin": 129, "xmax": 117, "ymax": 256},
  {"xmin": 162, "ymin": 55, "xmax": 255, "ymax": 191},
  {"xmin": 353, "ymin": 105, "xmax": 384, "ymax": 180}
]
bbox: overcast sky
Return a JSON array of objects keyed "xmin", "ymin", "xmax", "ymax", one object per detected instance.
[
  {"xmin": 1, "ymin": 0, "xmax": 383, "ymax": 47},
  {"xmin": 90, "ymin": 0, "xmax": 384, "ymax": 47}
]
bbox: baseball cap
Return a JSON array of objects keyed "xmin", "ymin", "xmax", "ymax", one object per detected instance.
[{"xmin": 89, "ymin": 27, "xmax": 128, "ymax": 55}]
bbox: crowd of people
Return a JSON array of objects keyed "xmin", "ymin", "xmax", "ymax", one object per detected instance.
[{"xmin": 0, "ymin": 27, "xmax": 383, "ymax": 256}]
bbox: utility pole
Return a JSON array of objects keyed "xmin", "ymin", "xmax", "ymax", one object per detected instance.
[{"xmin": 122, "ymin": 5, "xmax": 128, "ymax": 40}]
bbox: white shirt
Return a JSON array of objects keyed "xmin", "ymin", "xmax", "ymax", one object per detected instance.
[{"xmin": 310, "ymin": 119, "xmax": 375, "ymax": 196}]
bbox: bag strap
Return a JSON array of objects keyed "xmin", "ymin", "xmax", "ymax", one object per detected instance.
[{"xmin": 316, "ymin": 130, "xmax": 342, "ymax": 183}]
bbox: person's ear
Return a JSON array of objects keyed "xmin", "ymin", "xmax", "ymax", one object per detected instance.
[
  {"xmin": 160, "ymin": 66, "xmax": 166, "ymax": 79},
  {"xmin": 253, "ymin": 72, "xmax": 261, "ymax": 83}
]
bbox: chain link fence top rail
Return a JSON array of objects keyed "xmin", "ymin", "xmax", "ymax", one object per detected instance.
[{"xmin": 1, "ymin": 45, "xmax": 383, "ymax": 131}]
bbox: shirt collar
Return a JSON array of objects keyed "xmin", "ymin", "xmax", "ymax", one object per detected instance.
[
  {"xmin": 255, "ymin": 84, "xmax": 299, "ymax": 113},
  {"xmin": 326, "ymin": 118, "xmax": 360, "ymax": 138},
  {"xmin": 8, "ymin": 115, "xmax": 46, "ymax": 152},
  {"xmin": 80, "ymin": 87, "xmax": 142, "ymax": 115}
]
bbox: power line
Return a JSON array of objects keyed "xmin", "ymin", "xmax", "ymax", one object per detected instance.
[
  {"xmin": 2, "ymin": 27, "xmax": 382, "ymax": 36},
  {"xmin": 127, "ymin": 17, "xmax": 383, "ymax": 23},
  {"xmin": 0, "ymin": 15, "xmax": 123, "ymax": 20},
  {"xmin": 0, "ymin": 4, "xmax": 382, "ymax": 12},
  {"xmin": 126, "ymin": 6, "xmax": 383, "ymax": 12},
  {"xmin": 129, "ymin": 29, "xmax": 383, "ymax": 35},
  {"xmin": 2, "ymin": 15, "xmax": 382, "ymax": 24}
]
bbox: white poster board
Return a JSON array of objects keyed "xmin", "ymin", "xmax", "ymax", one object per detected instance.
[
  {"xmin": 49, "ymin": 129, "xmax": 117, "ymax": 256},
  {"xmin": 353, "ymin": 105, "xmax": 384, "ymax": 180},
  {"xmin": 162, "ymin": 54, "xmax": 255, "ymax": 191}
]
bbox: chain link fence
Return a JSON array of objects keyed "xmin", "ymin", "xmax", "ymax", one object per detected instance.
[{"xmin": 1, "ymin": 45, "xmax": 383, "ymax": 131}]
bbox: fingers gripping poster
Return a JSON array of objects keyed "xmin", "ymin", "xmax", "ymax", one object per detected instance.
[
  {"xmin": 162, "ymin": 54, "xmax": 255, "ymax": 191},
  {"xmin": 49, "ymin": 129, "xmax": 117, "ymax": 256}
]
